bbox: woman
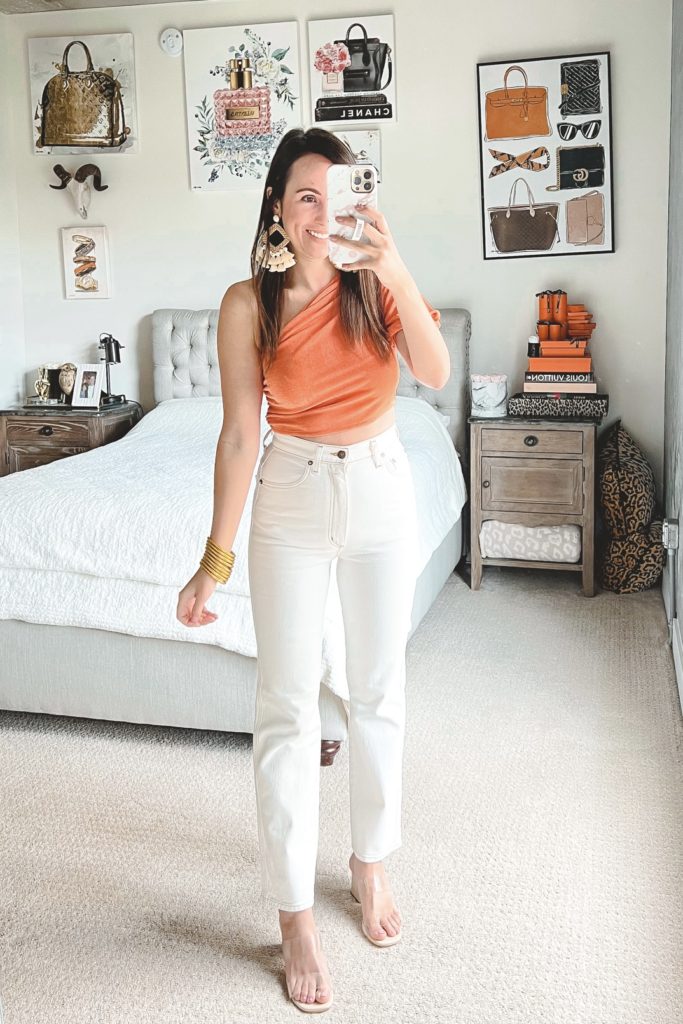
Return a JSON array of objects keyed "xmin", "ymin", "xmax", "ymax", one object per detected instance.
[{"xmin": 177, "ymin": 128, "xmax": 449, "ymax": 1013}]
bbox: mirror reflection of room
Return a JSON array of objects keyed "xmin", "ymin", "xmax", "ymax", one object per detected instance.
[{"xmin": 0, "ymin": 1, "xmax": 681, "ymax": 1021}]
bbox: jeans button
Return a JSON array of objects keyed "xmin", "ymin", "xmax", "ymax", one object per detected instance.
[{"xmin": 337, "ymin": 450, "xmax": 346, "ymax": 459}]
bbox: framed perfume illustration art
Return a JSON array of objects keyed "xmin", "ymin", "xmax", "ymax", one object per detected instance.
[
  {"xmin": 183, "ymin": 22, "xmax": 302, "ymax": 191},
  {"xmin": 29, "ymin": 33, "xmax": 137, "ymax": 155},
  {"xmin": 476, "ymin": 51, "xmax": 614, "ymax": 259},
  {"xmin": 308, "ymin": 15, "xmax": 396, "ymax": 126}
]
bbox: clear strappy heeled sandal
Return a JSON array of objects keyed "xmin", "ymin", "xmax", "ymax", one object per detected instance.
[
  {"xmin": 281, "ymin": 930, "xmax": 334, "ymax": 1013},
  {"xmin": 349, "ymin": 863, "xmax": 403, "ymax": 948}
]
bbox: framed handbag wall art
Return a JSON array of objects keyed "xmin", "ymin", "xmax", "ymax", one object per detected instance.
[
  {"xmin": 308, "ymin": 15, "xmax": 396, "ymax": 125},
  {"xmin": 476, "ymin": 51, "xmax": 614, "ymax": 259},
  {"xmin": 29, "ymin": 34, "xmax": 137, "ymax": 154},
  {"xmin": 183, "ymin": 22, "xmax": 302, "ymax": 191}
]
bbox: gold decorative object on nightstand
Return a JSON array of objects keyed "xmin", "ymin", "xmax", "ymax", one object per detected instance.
[
  {"xmin": 469, "ymin": 415, "xmax": 597, "ymax": 596},
  {"xmin": 0, "ymin": 401, "xmax": 143, "ymax": 476}
]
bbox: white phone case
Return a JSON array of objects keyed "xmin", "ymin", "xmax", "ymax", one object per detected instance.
[{"xmin": 326, "ymin": 164, "xmax": 378, "ymax": 269}]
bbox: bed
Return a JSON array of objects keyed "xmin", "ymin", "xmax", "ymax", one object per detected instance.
[{"xmin": 0, "ymin": 305, "xmax": 470, "ymax": 761}]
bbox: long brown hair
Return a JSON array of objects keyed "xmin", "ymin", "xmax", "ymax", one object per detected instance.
[{"xmin": 250, "ymin": 128, "xmax": 392, "ymax": 371}]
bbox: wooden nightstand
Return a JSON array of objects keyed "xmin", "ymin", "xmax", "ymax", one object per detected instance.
[
  {"xmin": 0, "ymin": 401, "xmax": 143, "ymax": 476},
  {"xmin": 469, "ymin": 416, "xmax": 597, "ymax": 596}
]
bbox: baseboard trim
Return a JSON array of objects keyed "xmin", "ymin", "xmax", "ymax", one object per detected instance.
[{"xmin": 672, "ymin": 616, "xmax": 683, "ymax": 715}]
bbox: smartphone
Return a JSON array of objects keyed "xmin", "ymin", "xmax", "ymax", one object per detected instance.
[{"xmin": 326, "ymin": 163, "xmax": 378, "ymax": 269}]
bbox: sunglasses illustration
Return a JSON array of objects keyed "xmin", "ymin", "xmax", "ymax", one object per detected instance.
[{"xmin": 557, "ymin": 120, "xmax": 602, "ymax": 141}]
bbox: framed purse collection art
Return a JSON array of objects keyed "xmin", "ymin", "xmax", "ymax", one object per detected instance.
[
  {"xmin": 27, "ymin": 22, "xmax": 614, "ymax": 278},
  {"xmin": 477, "ymin": 51, "xmax": 614, "ymax": 259},
  {"xmin": 27, "ymin": 15, "xmax": 393, "ymax": 302}
]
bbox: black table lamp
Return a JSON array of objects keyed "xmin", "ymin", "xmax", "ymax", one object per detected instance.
[{"xmin": 98, "ymin": 333, "xmax": 126, "ymax": 406}]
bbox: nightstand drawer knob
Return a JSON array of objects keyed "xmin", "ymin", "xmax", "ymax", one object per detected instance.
[
  {"xmin": 39, "ymin": 425, "xmax": 54, "ymax": 437},
  {"xmin": 523, "ymin": 434, "xmax": 539, "ymax": 447},
  {"xmin": 482, "ymin": 480, "xmax": 490, "ymax": 488}
]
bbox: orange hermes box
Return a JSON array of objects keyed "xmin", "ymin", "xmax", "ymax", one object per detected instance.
[{"xmin": 528, "ymin": 356, "xmax": 593, "ymax": 372}]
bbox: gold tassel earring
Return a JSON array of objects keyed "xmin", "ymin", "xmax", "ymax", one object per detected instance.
[{"xmin": 256, "ymin": 214, "xmax": 296, "ymax": 273}]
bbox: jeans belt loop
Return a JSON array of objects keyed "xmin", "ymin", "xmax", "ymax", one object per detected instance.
[
  {"xmin": 262, "ymin": 427, "xmax": 273, "ymax": 451},
  {"xmin": 311, "ymin": 444, "xmax": 324, "ymax": 474}
]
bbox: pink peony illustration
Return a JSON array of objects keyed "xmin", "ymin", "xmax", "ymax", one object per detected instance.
[{"xmin": 314, "ymin": 42, "xmax": 351, "ymax": 75}]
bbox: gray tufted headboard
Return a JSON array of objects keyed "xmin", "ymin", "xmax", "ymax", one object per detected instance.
[{"xmin": 152, "ymin": 306, "xmax": 471, "ymax": 455}]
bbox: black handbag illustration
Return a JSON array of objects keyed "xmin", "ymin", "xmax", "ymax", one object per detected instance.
[
  {"xmin": 335, "ymin": 22, "xmax": 392, "ymax": 93},
  {"xmin": 546, "ymin": 145, "xmax": 605, "ymax": 191},
  {"xmin": 559, "ymin": 59, "xmax": 602, "ymax": 118}
]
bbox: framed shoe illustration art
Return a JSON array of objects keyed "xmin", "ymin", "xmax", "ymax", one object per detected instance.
[{"xmin": 476, "ymin": 51, "xmax": 614, "ymax": 259}]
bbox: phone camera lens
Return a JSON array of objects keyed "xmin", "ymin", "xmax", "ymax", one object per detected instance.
[
  {"xmin": 363, "ymin": 170, "xmax": 372, "ymax": 179},
  {"xmin": 363, "ymin": 182, "xmax": 371, "ymax": 191},
  {"xmin": 353, "ymin": 176, "xmax": 361, "ymax": 185}
]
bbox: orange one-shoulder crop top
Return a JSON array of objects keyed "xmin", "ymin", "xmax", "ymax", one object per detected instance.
[{"xmin": 262, "ymin": 276, "xmax": 440, "ymax": 436}]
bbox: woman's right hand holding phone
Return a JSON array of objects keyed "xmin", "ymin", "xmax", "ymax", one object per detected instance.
[{"xmin": 176, "ymin": 568, "xmax": 219, "ymax": 627}]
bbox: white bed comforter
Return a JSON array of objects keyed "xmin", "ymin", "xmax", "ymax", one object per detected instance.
[{"xmin": 0, "ymin": 396, "xmax": 466, "ymax": 700}]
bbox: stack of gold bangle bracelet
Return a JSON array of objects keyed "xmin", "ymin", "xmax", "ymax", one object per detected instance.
[{"xmin": 199, "ymin": 536, "xmax": 236, "ymax": 584}]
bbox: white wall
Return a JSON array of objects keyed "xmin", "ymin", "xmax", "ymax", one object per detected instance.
[
  {"xmin": 0, "ymin": 13, "xmax": 25, "ymax": 407},
  {"xmin": 2, "ymin": 0, "xmax": 672, "ymax": 485}
]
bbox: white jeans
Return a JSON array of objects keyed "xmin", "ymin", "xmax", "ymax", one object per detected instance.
[{"xmin": 247, "ymin": 424, "xmax": 419, "ymax": 911}]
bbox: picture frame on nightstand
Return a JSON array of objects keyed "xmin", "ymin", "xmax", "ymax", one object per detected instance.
[{"xmin": 71, "ymin": 364, "xmax": 104, "ymax": 408}]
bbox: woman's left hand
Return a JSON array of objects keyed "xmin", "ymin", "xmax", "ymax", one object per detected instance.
[{"xmin": 329, "ymin": 205, "xmax": 410, "ymax": 292}]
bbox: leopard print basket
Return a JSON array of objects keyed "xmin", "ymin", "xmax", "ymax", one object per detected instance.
[
  {"xmin": 507, "ymin": 393, "xmax": 608, "ymax": 420},
  {"xmin": 597, "ymin": 420, "xmax": 665, "ymax": 593}
]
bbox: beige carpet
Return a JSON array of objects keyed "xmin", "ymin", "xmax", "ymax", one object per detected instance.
[{"xmin": 1, "ymin": 568, "xmax": 682, "ymax": 1024}]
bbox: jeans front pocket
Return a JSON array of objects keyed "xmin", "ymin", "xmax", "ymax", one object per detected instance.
[
  {"xmin": 258, "ymin": 445, "xmax": 313, "ymax": 490},
  {"xmin": 382, "ymin": 445, "xmax": 411, "ymax": 477}
]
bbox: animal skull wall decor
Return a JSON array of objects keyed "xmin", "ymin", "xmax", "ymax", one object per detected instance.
[{"xmin": 50, "ymin": 163, "xmax": 108, "ymax": 220}]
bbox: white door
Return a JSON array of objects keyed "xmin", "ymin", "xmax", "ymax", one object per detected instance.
[{"xmin": 663, "ymin": 0, "xmax": 683, "ymax": 711}]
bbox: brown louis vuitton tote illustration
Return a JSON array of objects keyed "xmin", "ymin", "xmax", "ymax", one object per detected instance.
[{"xmin": 38, "ymin": 40, "xmax": 129, "ymax": 148}]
